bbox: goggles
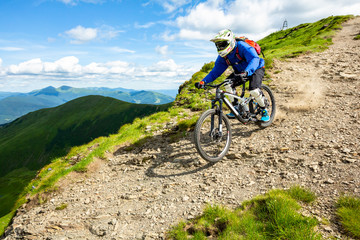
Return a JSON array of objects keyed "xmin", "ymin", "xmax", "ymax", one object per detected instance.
[{"xmin": 215, "ymin": 41, "xmax": 229, "ymax": 51}]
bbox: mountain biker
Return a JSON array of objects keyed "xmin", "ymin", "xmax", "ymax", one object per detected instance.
[{"xmin": 195, "ymin": 29, "xmax": 270, "ymax": 122}]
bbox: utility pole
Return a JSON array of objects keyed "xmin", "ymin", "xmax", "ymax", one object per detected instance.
[{"xmin": 282, "ymin": 19, "xmax": 288, "ymax": 30}]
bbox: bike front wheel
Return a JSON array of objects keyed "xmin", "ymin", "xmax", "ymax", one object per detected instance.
[{"xmin": 194, "ymin": 109, "xmax": 232, "ymax": 162}]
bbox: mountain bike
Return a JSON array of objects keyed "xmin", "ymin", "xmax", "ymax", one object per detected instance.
[{"xmin": 194, "ymin": 76, "xmax": 276, "ymax": 162}]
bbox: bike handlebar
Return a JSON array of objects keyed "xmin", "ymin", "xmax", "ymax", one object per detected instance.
[
  {"xmin": 205, "ymin": 79, "xmax": 230, "ymax": 89},
  {"xmin": 204, "ymin": 75, "xmax": 250, "ymax": 89}
]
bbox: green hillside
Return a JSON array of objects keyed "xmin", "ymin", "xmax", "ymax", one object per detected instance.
[{"xmin": 0, "ymin": 95, "xmax": 170, "ymax": 177}]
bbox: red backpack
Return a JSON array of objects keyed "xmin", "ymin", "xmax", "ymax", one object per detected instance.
[{"xmin": 224, "ymin": 36, "xmax": 264, "ymax": 66}]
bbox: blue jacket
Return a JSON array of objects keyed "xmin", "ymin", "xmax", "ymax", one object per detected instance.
[{"xmin": 203, "ymin": 41, "xmax": 265, "ymax": 84}]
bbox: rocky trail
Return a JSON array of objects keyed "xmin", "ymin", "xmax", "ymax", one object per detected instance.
[{"xmin": 3, "ymin": 17, "xmax": 360, "ymax": 240}]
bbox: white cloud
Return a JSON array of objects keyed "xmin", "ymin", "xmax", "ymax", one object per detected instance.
[
  {"xmin": 82, "ymin": 61, "xmax": 131, "ymax": 74},
  {"xmin": 0, "ymin": 57, "xmax": 196, "ymax": 91},
  {"xmin": 97, "ymin": 25, "xmax": 123, "ymax": 40},
  {"xmin": 63, "ymin": 25, "xmax": 122, "ymax": 44},
  {"xmin": 135, "ymin": 22, "xmax": 156, "ymax": 29},
  {"xmin": 6, "ymin": 57, "xmax": 81, "ymax": 75},
  {"xmin": 0, "ymin": 47, "xmax": 25, "ymax": 51},
  {"xmin": 106, "ymin": 61, "xmax": 133, "ymax": 74},
  {"xmin": 160, "ymin": 30, "xmax": 176, "ymax": 41},
  {"xmin": 51, "ymin": 56, "xmax": 82, "ymax": 73},
  {"xmin": 8, "ymin": 58, "xmax": 43, "ymax": 75},
  {"xmin": 0, "ymin": 58, "xmax": 4, "ymax": 76},
  {"xmin": 2, "ymin": 56, "xmax": 192, "ymax": 79},
  {"xmin": 155, "ymin": 45, "xmax": 169, "ymax": 56},
  {"xmin": 65, "ymin": 26, "xmax": 98, "ymax": 44},
  {"xmin": 57, "ymin": 0, "xmax": 105, "ymax": 5},
  {"xmin": 109, "ymin": 47, "xmax": 135, "ymax": 53},
  {"xmin": 83, "ymin": 62, "xmax": 108, "ymax": 74},
  {"xmin": 152, "ymin": 0, "xmax": 191, "ymax": 13},
  {"xmin": 149, "ymin": 59, "xmax": 178, "ymax": 72},
  {"xmin": 58, "ymin": 0, "xmax": 73, "ymax": 4}
]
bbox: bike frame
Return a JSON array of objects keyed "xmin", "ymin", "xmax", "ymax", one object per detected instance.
[{"xmin": 210, "ymin": 80, "xmax": 255, "ymax": 124}]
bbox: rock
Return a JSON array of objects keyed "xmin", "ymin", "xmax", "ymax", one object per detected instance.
[
  {"xmin": 89, "ymin": 223, "xmax": 107, "ymax": 236},
  {"xmin": 324, "ymin": 179, "xmax": 335, "ymax": 184},
  {"xmin": 342, "ymin": 158, "xmax": 357, "ymax": 163},
  {"xmin": 323, "ymin": 226, "xmax": 333, "ymax": 233},
  {"xmin": 182, "ymin": 196, "xmax": 190, "ymax": 202}
]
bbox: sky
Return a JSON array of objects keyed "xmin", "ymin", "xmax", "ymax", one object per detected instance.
[{"xmin": 0, "ymin": 0, "xmax": 359, "ymax": 93}]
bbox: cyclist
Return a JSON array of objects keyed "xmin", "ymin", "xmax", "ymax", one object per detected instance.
[{"xmin": 195, "ymin": 29, "xmax": 270, "ymax": 122}]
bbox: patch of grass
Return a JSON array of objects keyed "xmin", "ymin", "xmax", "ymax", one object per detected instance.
[
  {"xmin": 336, "ymin": 195, "xmax": 360, "ymax": 238},
  {"xmin": 286, "ymin": 185, "xmax": 317, "ymax": 203},
  {"xmin": 167, "ymin": 187, "xmax": 321, "ymax": 240},
  {"xmin": 354, "ymin": 34, "xmax": 360, "ymax": 40},
  {"xmin": 55, "ymin": 203, "xmax": 68, "ymax": 210},
  {"xmin": 0, "ymin": 211, "xmax": 15, "ymax": 236}
]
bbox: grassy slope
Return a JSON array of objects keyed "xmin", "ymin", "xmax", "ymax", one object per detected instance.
[
  {"xmin": 0, "ymin": 95, "xmax": 170, "ymax": 177},
  {"xmin": 0, "ymin": 95, "xmax": 170, "ymax": 230},
  {"xmin": 0, "ymin": 15, "xmax": 356, "ymax": 236}
]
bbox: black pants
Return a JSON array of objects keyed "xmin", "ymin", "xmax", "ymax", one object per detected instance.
[
  {"xmin": 249, "ymin": 67, "xmax": 265, "ymax": 90},
  {"xmin": 228, "ymin": 67, "xmax": 265, "ymax": 90}
]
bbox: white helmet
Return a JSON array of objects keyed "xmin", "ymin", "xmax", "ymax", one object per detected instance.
[{"xmin": 210, "ymin": 29, "xmax": 236, "ymax": 57}]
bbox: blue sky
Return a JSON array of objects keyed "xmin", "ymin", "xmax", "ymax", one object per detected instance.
[{"xmin": 0, "ymin": 0, "xmax": 359, "ymax": 92}]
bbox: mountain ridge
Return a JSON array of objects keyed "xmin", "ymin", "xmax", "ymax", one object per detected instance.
[{"xmin": 0, "ymin": 86, "xmax": 175, "ymax": 124}]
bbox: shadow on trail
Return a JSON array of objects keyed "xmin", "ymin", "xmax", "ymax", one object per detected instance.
[
  {"xmin": 145, "ymin": 161, "xmax": 216, "ymax": 178},
  {"xmin": 113, "ymin": 120, "xmax": 266, "ymax": 179},
  {"xmin": 113, "ymin": 130, "xmax": 217, "ymax": 178},
  {"xmin": 231, "ymin": 123, "xmax": 263, "ymax": 138}
]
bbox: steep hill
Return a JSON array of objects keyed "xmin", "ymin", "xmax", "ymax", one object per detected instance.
[
  {"xmin": 0, "ymin": 95, "xmax": 170, "ymax": 178},
  {"xmin": 2, "ymin": 15, "xmax": 360, "ymax": 239},
  {"xmin": 0, "ymin": 86, "xmax": 174, "ymax": 124}
]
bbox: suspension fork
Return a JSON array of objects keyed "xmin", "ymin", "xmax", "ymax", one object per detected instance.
[{"xmin": 210, "ymin": 98, "xmax": 224, "ymax": 135}]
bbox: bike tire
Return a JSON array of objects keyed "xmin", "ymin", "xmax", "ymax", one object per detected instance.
[
  {"xmin": 258, "ymin": 84, "xmax": 276, "ymax": 128},
  {"xmin": 194, "ymin": 109, "xmax": 232, "ymax": 162}
]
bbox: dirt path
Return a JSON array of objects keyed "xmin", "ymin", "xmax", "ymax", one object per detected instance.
[{"xmin": 3, "ymin": 17, "xmax": 360, "ymax": 240}]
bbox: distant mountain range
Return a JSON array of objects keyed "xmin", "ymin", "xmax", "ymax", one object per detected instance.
[{"xmin": 0, "ymin": 86, "xmax": 176, "ymax": 124}]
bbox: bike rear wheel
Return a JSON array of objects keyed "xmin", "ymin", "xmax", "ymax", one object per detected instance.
[
  {"xmin": 259, "ymin": 84, "xmax": 276, "ymax": 128},
  {"xmin": 249, "ymin": 84, "xmax": 276, "ymax": 128},
  {"xmin": 194, "ymin": 109, "xmax": 232, "ymax": 162}
]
